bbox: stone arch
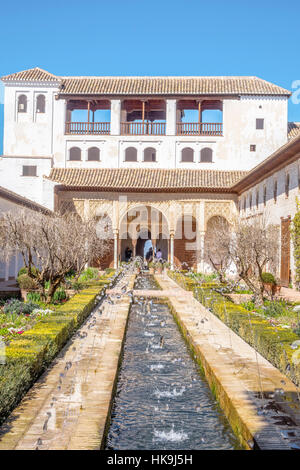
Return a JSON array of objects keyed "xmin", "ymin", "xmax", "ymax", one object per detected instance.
[{"xmin": 119, "ymin": 205, "xmax": 169, "ymax": 261}]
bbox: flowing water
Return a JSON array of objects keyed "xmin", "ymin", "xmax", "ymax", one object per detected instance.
[{"xmin": 106, "ymin": 274, "xmax": 240, "ymax": 450}]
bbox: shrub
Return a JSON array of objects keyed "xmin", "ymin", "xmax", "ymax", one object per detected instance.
[
  {"xmin": 26, "ymin": 292, "xmax": 41, "ymax": 302},
  {"xmin": 3, "ymin": 299, "xmax": 40, "ymax": 316},
  {"xmin": 79, "ymin": 267, "xmax": 99, "ymax": 282},
  {"xmin": 17, "ymin": 266, "xmax": 38, "ymax": 277},
  {"xmin": 105, "ymin": 268, "xmax": 115, "ymax": 274},
  {"xmin": 261, "ymin": 272, "xmax": 276, "ymax": 285},
  {"xmin": 262, "ymin": 300, "xmax": 289, "ymax": 317},
  {"xmin": 17, "ymin": 274, "xmax": 38, "ymax": 290},
  {"xmin": 52, "ymin": 288, "xmax": 67, "ymax": 302}
]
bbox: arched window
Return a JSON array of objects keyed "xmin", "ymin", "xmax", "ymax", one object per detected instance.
[
  {"xmin": 144, "ymin": 147, "xmax": 156, "ymax": 162},
  {"xmin": 18, "ymin": 95, "xmax": 27, "ymax": 113},
  {"xmin": 88, "ymin": 147, "xmax": 100, "ymax": 161},
  {"xmin": 285, "ymin": 173, "xmax": 290, "ymax": 198},
  {"xmin": 69, "ymin": 147, "xmax": 81, "ymax": 161},
  {"xmin": 200, "ymin": 147, "xmax": 213, "ymax": 162},
  {"xmin": 181, "ymin": 147, "xmax": 194, "ymax": 162},
  {"xmin": 263, "ymin": 186, "xmax": 267, "ymax": 206},
  {"xmin": 36, "ymin": 95, "xmax": 45, "ymax": 113},
  {"xmin": 125, "ymin": 147, "xmax": 137, "ymax": 162},
  {"xmin": 273, "ymin": 180, "xmax": 277, "ymax": 203}
]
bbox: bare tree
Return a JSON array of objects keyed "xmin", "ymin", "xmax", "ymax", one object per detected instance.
[
  {"xmin": 0, "ymin": 209, "xmax": 111, "ymax": 302},
  {"xmin": 204, "ymin": 216, "xmax": 232, "ymax": 283},
  {"xmin": 228, "ymin": 216, "xmax": 280, "ymax": 304}
]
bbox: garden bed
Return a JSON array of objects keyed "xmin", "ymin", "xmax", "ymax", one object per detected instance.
[
  {"xmin": 0, "ymin": 271, "xmax": 116, "ymax": 425},
  {"xmin": 168, "ymin": 271, "xmax": 300, "ymax": 387}
]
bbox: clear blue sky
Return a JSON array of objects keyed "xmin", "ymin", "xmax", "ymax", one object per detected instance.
[{"xmin": 1, "ymin": 0, "xmax": 300, "ymax": 152}]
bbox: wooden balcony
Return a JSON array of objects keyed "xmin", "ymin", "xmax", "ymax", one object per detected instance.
[
  {"xmin": 177, "ymin": 122, "xmax": 223, "ymax": 136},
  {"xmin": 121, "ymin": 122, "xmax": 166, "ymax": 135},
  {"xmin": 65, "ymin": 122, "xmax": 110, "ymax": 135}
]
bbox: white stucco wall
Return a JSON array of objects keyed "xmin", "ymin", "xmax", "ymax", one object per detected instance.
[{"xmin": 238, "ymin": 157, "xmax": 300, "ymax": 281}]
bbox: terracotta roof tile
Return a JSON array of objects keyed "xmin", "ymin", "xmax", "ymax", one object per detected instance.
[
  {"xmin": 59, "ymin": 76, "xmax": 290, "ymax": 96},
  {"xmin": 288, "ymin": 122, "xmax": 300, "ymax": 140},
  {"xmin": 46, "ymin": 168, "xmax": 247, "ymax": 192},
  {"xmin": 1, "ymin": 67, "xmax": 60, "ymax": 82},
  {"xmin": 1, "ymin": 68, "xmax": 291, "ymax": 96}
]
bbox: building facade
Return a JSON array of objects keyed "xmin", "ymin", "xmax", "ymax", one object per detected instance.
[{"xmin": 0, "ymin": 67, "xmax": 300, "ymax": 281}]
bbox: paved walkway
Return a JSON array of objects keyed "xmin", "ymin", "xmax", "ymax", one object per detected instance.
[
  {"xmin": 279, "ymin": 287, "xmax": 300, "ymax": 303},
  {"xmin": 155, "ymin": 274, "xmax": 300, "ymax": 450},
  {"xmin": 0, "ymin": 272, "xmax": 135, "ymax": 450}
]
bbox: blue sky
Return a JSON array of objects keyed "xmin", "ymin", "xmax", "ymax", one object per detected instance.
[{"xmin": 1, "ymin": 0, "xmax": 300, "ymax": 153}]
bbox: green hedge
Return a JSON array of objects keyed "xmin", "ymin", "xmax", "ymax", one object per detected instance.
[
  {"xmin": 0, "ymin": 273, "xmax": 115, "ymax": 425},
  {"xmin": 169, "ymin": 271, "xmax": 300, "ymax": 387}
]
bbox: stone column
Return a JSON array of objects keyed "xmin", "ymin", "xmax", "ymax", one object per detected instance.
[
  {"xmin": 132, "ymin": 238, "xmax": 137, "ymax": 258},
  {"xmin": 166, "ymin": 99, "xmax": 177, "ymax": 136},
  {"xmin": 170, "ymin": 232, "xmax": 175, "ymax": 270},
  {"xmin": 110, "ymin": 99, "xmax": 121, "ymax": 135},
  {"xmin": 113, "ymin": 230, "xmax": 119, "ymax": 269}
]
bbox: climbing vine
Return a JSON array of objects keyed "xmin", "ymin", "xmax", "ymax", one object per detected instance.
[{"xmin": 291, "ymin": 197, "xmax": 300, "ymax": 286}]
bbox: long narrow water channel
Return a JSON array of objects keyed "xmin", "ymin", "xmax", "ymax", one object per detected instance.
[{"xmin": 106, "ymin": 274, "xmax": 240, "ymax": 450}]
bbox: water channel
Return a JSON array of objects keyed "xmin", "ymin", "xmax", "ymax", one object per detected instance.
[{"xmin": 106, "ymin": 273, "xmax": 240, "ymax": 450}]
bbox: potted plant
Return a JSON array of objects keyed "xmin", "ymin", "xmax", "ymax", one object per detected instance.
[{"xmin": 261, "ymin": 272, "xmax": 276, "ymax": 295}]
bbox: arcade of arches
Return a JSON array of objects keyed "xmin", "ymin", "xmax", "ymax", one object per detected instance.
[{"xmin": 56, "ymin": 191, "xmax": 235, "ymax": 271}]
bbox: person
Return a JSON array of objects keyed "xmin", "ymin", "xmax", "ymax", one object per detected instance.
[
  {"xmin": 125, "ymin": 246, "xmax": 132, "ymax": 262},
  {"xmin": 156, "ymin": 248, "xmax": 162, "ymax": 262},
  {"xmin": 146, "ymin": 247, "xmax": 153, "ymax": 263}
]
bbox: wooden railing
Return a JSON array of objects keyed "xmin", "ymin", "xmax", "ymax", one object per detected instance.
[
  {"xmin": 177, "ymin": 122, "xmax": 223, "ymax": 136},
  {"xmin": 121, "ymin": 122, "xmax": 166, "ymax": 135},
  {"xmin": 65, "ymin": 122, "xmax": 110, "ymax": 135}
]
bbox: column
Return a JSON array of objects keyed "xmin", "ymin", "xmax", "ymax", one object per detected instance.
[
  {"xmin": 132, "ymin": 238, "xmax": 137, "ymax": 258},
  {"xmin": 199, "ymin": 231, "xmax": 206, "ymax": 273},
  {"xmin": 170, "ymin": 232, "xmax": 175, "ymax": 270},
  {"xmin": 113, "ymin": 230, "xmax": 119, "ymax": 269},
  {"xmin": 196, "ymin": 201, "xmax": 205, "ymax": 273},
  {"xmin": 110, "ymin": 99, "xmax": 121, "ymax": 135},
  {"xmin": 166, "ymin": 99, "xmax": 177, "ymax": 136},
  {"xmin": 152, "ymin": 238, "xmax": 157, "ymax": 256}
]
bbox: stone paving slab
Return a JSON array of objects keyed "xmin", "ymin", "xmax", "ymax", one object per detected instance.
[
  {"xmin": 0, "ymin": 273, "xmax": 135, "ymax": 450},
  {"xmin": 155, "ymin": 274, "xmax": 300, "ymax": 450}
]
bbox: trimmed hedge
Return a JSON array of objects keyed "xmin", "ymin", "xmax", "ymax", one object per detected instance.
[
  {"xmin": 168, "ymin": 271, "xmax": 300, "ymax": 387},
  {"xmin": 0, "ymin": 272, "xmax": 115, "ymax": 425}
]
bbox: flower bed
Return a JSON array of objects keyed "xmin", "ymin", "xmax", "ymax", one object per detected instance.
[
  {"xmin": 168, "ymin": 271, "xmax": 300, "ymax": 387},
  {"xmin": 0, "ymin": 271, "xmax": 116, "ymax": 425}
]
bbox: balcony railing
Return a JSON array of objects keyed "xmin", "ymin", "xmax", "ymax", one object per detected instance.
[
  {"xmin": 65, "ymin": 122, "xmax": 110, "ymax": 135},
  {"xmin": 121, "ymin": 122, "xmax": 166, "ymax": 135},
  {"xmin": 177, "ymin": 122, "xmax": 223, "ymax": 136}
]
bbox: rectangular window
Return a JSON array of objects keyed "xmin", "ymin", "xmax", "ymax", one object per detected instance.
[
  {"xmin": 22, "ymin": 165, "xmax": 37, "ymax": 176},
  {"xmin": 256, "ymin": 118, "xmax": 264, "ymax": 130},
  {"xmin": 250, "ymin": 144, "xmax": 256, "ymax": 152}
]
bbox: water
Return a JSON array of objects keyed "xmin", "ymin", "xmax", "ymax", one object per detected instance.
[{"xmin": 106, "ymin": 274, "xmax": 240, "ymax": 450}]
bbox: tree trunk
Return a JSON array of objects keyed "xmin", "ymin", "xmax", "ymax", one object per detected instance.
[{"xmin": 46, "ymin": 278, "xmax": 63, "ymax": 303}]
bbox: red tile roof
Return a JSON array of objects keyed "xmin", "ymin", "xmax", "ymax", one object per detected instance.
[{"xmin": 46, "ymin": 168, "xmax": 247, "ymax": 192}]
